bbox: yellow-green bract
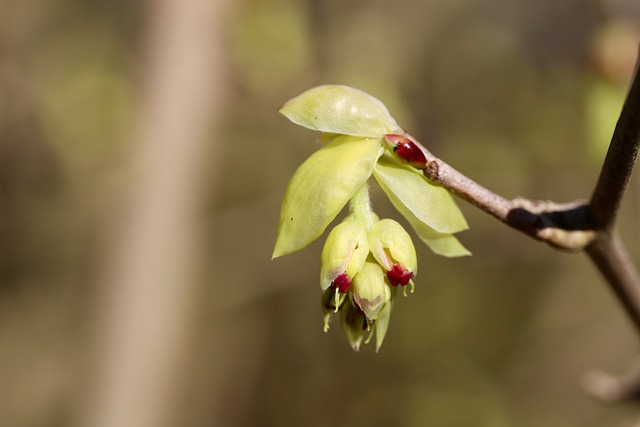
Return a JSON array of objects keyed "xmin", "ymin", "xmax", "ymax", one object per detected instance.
[
  {"xmin": 272, "ymin": 135, "xmax": 383, "ymax": 258},
  {"xmin": 373, "ymin": 155, "xmax": 470, "ymax": 257},
  {"xmin": 279, "ymin": 85, "xmax": 401, "ymax": 138}
]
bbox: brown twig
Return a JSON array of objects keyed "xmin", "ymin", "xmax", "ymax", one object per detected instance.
[
  {"xmin": 407, "ymin": 132, "xmax": 596, "ymax": 251},
  {"xmin": 403, "ymin": 47, "xmax": 640, "ymax": 403}
]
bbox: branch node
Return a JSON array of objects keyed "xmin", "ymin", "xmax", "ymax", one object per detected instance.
[
  {"xmin": 425, "ymin": 160, "xmax": 439, "ymax": 180},
  {"xmin": 583, "ymin": 360, "xmax": 640, "ymax": 403}
]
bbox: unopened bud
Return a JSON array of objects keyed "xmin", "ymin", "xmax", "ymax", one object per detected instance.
[{"xmin": 384, "ymin": 134, "xmax": 427, "ymax": 169}]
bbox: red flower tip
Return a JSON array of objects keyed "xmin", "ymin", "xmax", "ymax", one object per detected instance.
[{"xmin": 386, "ymin": 264, "xmax": 414, "ymax": 287}]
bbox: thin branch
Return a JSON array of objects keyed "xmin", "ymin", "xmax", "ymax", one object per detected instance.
[
  {"xmin": 401, "ymin": 48, "xmax": 640, "ymax": 249},
  {"xmin": 405, "ymin": 133, "xmax": 596, "ymax": 251}
]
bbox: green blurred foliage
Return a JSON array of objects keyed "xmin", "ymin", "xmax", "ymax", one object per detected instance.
[{"xmin": 1, "ymin": 0, "xmax": 640, "ymax": 426}]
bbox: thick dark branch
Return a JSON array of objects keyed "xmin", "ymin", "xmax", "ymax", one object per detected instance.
[
  {"xmin": 585, "ymin": 51, "xmax": 640, "ymax": 338},
  {"xmin": 590, "ymin": 52, "xmax": 640, "ymax": 231},
  {"xmin": 586, "ymin": 234, "xmax": 640, "ymax": 333}
]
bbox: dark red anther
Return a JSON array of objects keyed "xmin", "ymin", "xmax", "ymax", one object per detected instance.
[
  {"xmin": 387, "ymin": 264, "xmax": 414, "ymax": 287},
  {"xmin": 384, "ymin": 134, "xmax": 427, "ymax": 169},
  {"xmin": 330, "ymin": 272, "xmax": 351, "ymax": 293}
]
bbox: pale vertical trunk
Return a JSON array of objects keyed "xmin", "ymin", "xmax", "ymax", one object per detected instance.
[{"xmin": 79, "ymin": 0, "xmax": 228, "ymax": 426}]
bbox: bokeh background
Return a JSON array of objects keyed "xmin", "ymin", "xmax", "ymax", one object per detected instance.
[{"xmin": 2, "ymin": 0, "xmax": 640, "ymax": 426}]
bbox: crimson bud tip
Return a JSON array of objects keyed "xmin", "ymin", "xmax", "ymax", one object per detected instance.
[{"xmin": 383, "ymin": 134, "xmax": 427, "ymax": 170}]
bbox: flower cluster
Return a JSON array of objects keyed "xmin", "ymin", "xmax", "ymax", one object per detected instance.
[
  {"xmin": 272, "ymin": 85, "xmax": 470, "ymax": 351},
  {"xmin": 318, "ymin": 185, "xmax": 417, "ymax": 351}
]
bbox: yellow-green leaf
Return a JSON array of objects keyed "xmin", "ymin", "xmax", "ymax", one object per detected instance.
[
  {"xmin": 279, "ymin": 85, "xmax": 400, "ymax": 138},
  {"xmin": 373, "ymin": 155, "xmax": 468, "ymax": 234},
  {"xmin": 272, "ymin": 136, "xmax": 383, "ymax": 258}
]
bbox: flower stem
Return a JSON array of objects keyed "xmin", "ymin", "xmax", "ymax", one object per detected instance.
[{"xmin": 350, "ymin": 183, "xmax": 376, "ymax": 229}]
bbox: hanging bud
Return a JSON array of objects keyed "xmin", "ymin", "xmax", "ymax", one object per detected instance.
[
  {"xmin": 351, "ymin": 262, "xmax": 391, "ymax": 321},
  {"xmin": 368, "ymin": 219, "xmax": 418, "ymax": 289},
  {"xmin": 340, "ymin": 299, "xmax": 368, "ymax": 352},
  {"xmin": 320, "ymin": 220, "xmax": 369, "ymax": 293},
  {"xmin": 383, "ymin": 134, "xmax": 427, "ymax": 169}
]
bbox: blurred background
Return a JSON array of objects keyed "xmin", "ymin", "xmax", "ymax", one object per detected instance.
[{"xmin": 2, "ymin": 0, "xmax": 640, "ymax": 426}]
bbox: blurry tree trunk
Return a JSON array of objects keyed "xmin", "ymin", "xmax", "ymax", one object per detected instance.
[{"xmin": 79, "ymin": 0, "xmax": 227, "ymax": 426}]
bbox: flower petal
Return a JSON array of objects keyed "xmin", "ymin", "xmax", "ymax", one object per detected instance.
[
  {"xmin": 320, "ymin": 220, "xmax": 369, "ymax": 291},
  {"xmin": 373, "ymin": 155, "xmax": 468, "ymax": 234},
  {"xmin": 279, "ymin": 85, "xmax": 400, "ymax": 138},
  {"xmin": 351, "ymin": 262, "xmax": 390, "ymax": 321},
  {"xmin": 368, "ymin": 218, "xmax": 417, "ymax": 274},
  {"xmin": 272, "ymin": 136, "xmax": 383, "ymax": 258}
]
